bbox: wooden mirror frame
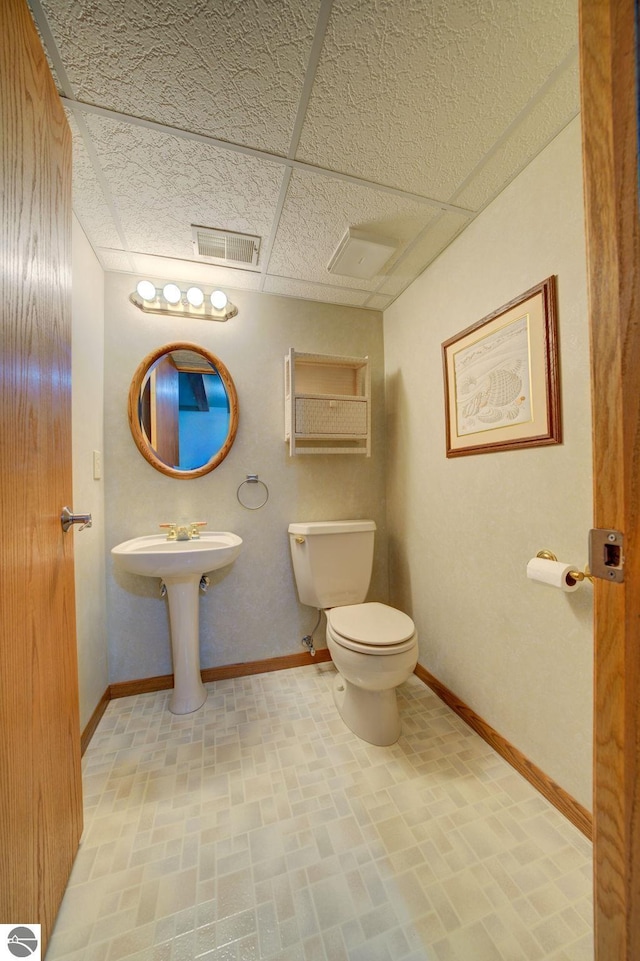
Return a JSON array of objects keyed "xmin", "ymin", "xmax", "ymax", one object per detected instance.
[{"xmin": 127, "ymin": 341, "xmax": 239, "ymax": 479}]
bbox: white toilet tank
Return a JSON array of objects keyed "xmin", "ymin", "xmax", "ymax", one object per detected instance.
[{"xmin": 288, "ymin": 520, "xmax": 376, "ymax": 608}]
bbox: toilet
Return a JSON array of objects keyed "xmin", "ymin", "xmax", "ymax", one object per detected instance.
[{"xmin": 288, "ymin": 520, "xmax": 418, "ymax": 746}]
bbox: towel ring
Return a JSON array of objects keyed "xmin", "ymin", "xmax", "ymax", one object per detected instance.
[{"xmin": 237, "ymin": 474, "xmax": 269, "ymax": 510}]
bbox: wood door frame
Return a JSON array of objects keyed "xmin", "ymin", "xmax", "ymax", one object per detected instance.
[{"xmin": 580, "ymin": 0, "xmax": 640, "ymax": 957}]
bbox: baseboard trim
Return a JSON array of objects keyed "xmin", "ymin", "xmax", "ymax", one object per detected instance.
[
  {"xmin": 108, "ymin": 648, "xmax": 332, "ymax": 701},
  {"xmin": 80, "ymin": 687, "xmax": 110, "ymax": 756},
  {"xmin": 414, "ymin": 664, "xmax": 592, "ymax": 839}
]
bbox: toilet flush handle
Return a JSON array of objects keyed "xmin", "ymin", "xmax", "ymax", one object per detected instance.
[{"xmin": 295, "ymin": 536, "xmax": 305, "ymax": 544}]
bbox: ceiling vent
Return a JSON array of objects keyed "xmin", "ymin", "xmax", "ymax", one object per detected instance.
[
  {"xmin": 191, "ymin": 225, "xmax": 261, "ymax": 267},
  {"xmin": 327, "ymin": 227, "xmax": 396, "ymax": 279}
]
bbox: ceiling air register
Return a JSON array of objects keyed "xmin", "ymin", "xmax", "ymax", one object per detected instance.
[{"xmin": 191, "ymin": 225, "xmax": 261, "ymax": 267}]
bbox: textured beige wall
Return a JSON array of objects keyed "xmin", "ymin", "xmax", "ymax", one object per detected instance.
[
  {"xmin": 103, "ymin": 278, "xmax": 387, "ymax": 684},
  {"xmin": 72, "ymin": 217, "xmax": 108, "ymax": 729},
  {"xmin": 383, "ymin": 117, "xmax": 593, "ymax": 808}
]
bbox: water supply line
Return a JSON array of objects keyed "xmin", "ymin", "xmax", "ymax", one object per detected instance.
[
  {"xmin": 160, "ymin": 577, "xmax": 209, "ymax": 596},
  {"xmin": 301, "ymin": 609, "xmax": 322, "ymax": 657}
]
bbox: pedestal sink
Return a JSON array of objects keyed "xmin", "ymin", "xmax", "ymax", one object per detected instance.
[{"xmin": 111, "ymin": 532, "xmax": 242, "ymax": 714}]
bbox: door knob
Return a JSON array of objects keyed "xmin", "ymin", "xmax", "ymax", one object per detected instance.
[{"xmin": 60, "ymin": 506, "xmax": 92, "ymax": 533}]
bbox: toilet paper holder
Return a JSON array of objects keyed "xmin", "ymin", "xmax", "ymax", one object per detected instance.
[{"xmin": 536, "ymin": 550, "xmax": 594, "ymax": 584}]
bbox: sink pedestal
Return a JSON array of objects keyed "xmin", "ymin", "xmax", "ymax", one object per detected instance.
[
  {"xmin": 164, "ymin": 576, "xmax": 207, "ymax": 714},
  {"xmin": 111, "ymin": 531, "xmax": 243, "ymax": 716}
]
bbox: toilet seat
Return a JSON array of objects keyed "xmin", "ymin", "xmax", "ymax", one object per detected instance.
[{"xmin": 327, "ymin": 602, "xmax": 416, "ymax": 656}]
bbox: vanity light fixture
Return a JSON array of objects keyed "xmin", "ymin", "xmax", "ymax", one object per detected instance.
[
  {"xmin": 129, "ymin": 281, "xmax": 238, "ymax": 322},
  {"xmin": 162, "ymin": 283, "xmax": 182, "ymax": 305},
  {"xmin": 136, "ymin": 279, "xmax": 157, "ymax": 301},
  {"xmin": 186, "ymin": 286, "xmax": 205, "ymax": 307},
  {"xmin": 210, "ymin": 290, "xmax": 228, "ymax": 310}
]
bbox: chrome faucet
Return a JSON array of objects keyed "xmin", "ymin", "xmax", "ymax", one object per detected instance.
[{"xmin": 159, "ymin": 522, "xmax": 207, "ymax": 541}]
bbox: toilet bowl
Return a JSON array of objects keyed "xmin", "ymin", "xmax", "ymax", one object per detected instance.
[
  {"xmin": 326, "ymin": 602, "xmax": 418, "ymax": 746},
  {"xmin": 288, "ymin": 520, "xmax": 418, "ymax": 746}
]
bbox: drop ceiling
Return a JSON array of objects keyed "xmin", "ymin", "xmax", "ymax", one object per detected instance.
[{"xmin": 29, "ymin": 0, "xmax": 579, "ymax": 310}]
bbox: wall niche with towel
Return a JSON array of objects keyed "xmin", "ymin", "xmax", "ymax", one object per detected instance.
[{"xmin": 128, "ymin": 341, "xmax": 239, "ymax": 478}]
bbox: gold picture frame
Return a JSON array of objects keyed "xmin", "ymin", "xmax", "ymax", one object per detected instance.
[{"xmin": 442, "ymin": 276, "xmax": 561, "ymax": 457}]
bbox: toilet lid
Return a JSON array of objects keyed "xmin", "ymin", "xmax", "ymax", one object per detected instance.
[{"xmin": 328, "ymin": 602, "xmax": 415, "ymax": 647}]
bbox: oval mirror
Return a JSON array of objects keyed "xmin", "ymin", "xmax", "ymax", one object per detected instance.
[{"xmin": 128, "ymin": 341, "xmax": 239, "ymax": 478}]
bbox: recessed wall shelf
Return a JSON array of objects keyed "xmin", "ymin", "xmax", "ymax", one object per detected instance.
[{"xmin": 284, "ymin": 348, "xmax": 371, "ymax": 456}]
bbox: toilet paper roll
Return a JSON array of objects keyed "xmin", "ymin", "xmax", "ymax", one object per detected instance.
[{"xmin": 526, "ymin": 557, "xmax": 580, "ymax": 592}]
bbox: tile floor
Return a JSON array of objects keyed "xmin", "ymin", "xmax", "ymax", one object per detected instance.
[{"xmin": 46, "ymin": 664, "xmax": 593, "ymax": 961}]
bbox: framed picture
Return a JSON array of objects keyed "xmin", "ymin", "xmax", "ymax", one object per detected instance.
[{"xmin": 442, "ymin": 276, "xmax": 561, "ymax": 457}]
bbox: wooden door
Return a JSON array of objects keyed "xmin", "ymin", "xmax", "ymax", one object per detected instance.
[
  {"xmin": 152, "ymin": 355, "xmax": 180, "ymax": 467},
  {"xmin": 579, "ymin": 0, "xmax": 640, "ymax": 957},
  {"xmin": 0, "ymin": 0, "xmax": 83, "ymax": 950}
]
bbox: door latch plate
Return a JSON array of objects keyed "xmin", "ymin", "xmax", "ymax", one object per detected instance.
[{"xmin": 588, "ymin": 529, "xmax": 625, "ymax": 582}]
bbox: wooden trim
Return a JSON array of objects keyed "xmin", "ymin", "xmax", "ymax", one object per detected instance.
[
  {"xmin": 108, "ymin": 648, "xmax": 332, "ymax": 700},
  {"xmin": 580, "ymin": 0, "xmax": 640, "ymax": 956},
  {"xmin": 109, "ymin": 674, "xmax": 174, "ymax": 700},
  {"xmin": 441, "ymin": 276, "xmax": 562, "ymax": 457},
  {"xmin": 201, "ymin": 648, "xmax": 332, "ymax": 682},
  {"xmin": 127, "ymin": 341, "xmax": 239, "ymax": 479},
  {"xmin": 80, "ymin": 688, "xmax": 110, "ymax": 756},
  {"xmin": 414, "ymin": 664, "xmax": 593, "ymax": 839}
]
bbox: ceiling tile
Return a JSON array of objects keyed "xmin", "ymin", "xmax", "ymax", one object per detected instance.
[
  {"xmin": 364, "ymin": 292, "xmax": 394, "ymax": 310},
  {"xmin": 377, "ymin": 209, "xmax": 471, "ymax": 297},
  {"xmin": 40, "ymin": 0, "xmax": 321, "ymax": 154},
  {"xmin": 295, "ymin": 0, "xmax": 578, "ymax": 201},
  {"xmin": 263, "ymin": 276, "xmax": 373, "ymax": 307},
  {"xmin": 31, "ymin": 0, "xmax": 580, "ymax": 308},
  {"xmin": 452, "ymin": 55, "xmax": 580, "ymax": 211},
  {"xmin": 268, "ymin": 169, "xmax": 442, "ymax": 288},
  {"xmin": 127, "ymin": 253, "xmax": 262, "ymax": 290},
  {"xmin": 65, "ymin": 110, "xmax": 124, "ymax": 250},
  {"xmin": 96, "ymin": 248, "xmax": 136, "ymax": 272},
  {"xmin": 81, "ymin": 113, "xmax": 284, "ymax": 261}
]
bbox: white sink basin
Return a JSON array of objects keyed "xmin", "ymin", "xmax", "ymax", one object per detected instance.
[
  {"xmin": 111, "ymin": 531, "xmax": 242, "ymax": 715},
  {"xmin": 111, "ymin": 532, "xmax": 242, "ymax": 579}
]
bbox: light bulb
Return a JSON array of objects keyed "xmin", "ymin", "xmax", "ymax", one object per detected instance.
[
  {"xmin": 186, "ymin": 286, "xmax": 204, "ymax": 307},
  {"xmin": 136, "ymin": 280, "xmax": 156, "ymax": 301},
  {"xmin": 210, "ymin": 290, "xmax": 228, "ymax": 310},
  {"xmin": 162, "ymin": 283, "xmax": 182, "ymax": 305}
]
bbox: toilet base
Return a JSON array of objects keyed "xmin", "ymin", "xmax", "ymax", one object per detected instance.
[{"xmin": 332, "ymin": 671, "xmax": 401, "ymax": 746}]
